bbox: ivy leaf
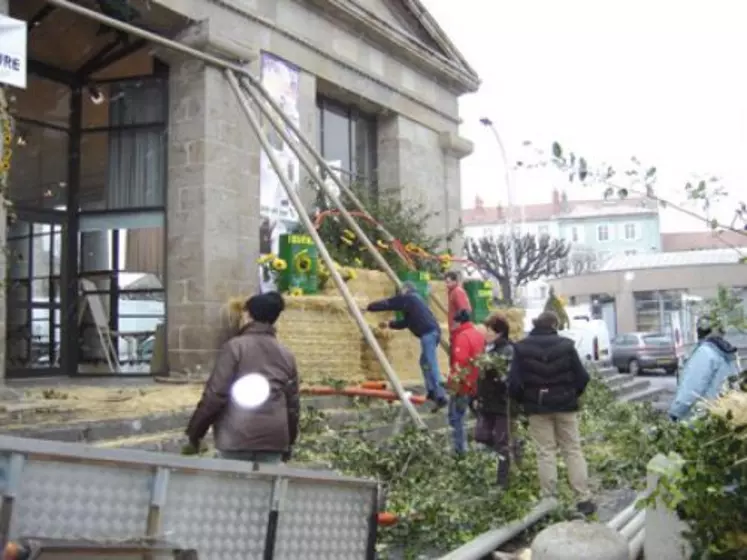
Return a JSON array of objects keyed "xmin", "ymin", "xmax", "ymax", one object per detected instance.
[
  {"xmin": 685, "ymin": 182, "xmax": 693, "ymax": 192},
  {"xmin": 698, "ymin": 180, "xmax": 707, "ymax": 191},
  {"xmin": 617, "ymin": 188, "xmax": 629, "ymax": 199},
  {"xmin": 551, "ymin": 141, "xmax": 563, "ymax": 159},
  {"xmin": 709, "ymin": 219, "xmax": 718, "ymax": 230},
  {"xmin": 603, "ymin": 187, "xmax": 614, "ymax": 199},
  {"xmin": 646, "ymin": 166, "xmax": 657, "ymax": 179},
  {"xmin": 659, "ymin": 199, "xmax": 668, "ymax": 208}
]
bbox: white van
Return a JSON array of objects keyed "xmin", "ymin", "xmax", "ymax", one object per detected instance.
[
  {"xmin": 522, "ymin": 310, "xmax": 612, "ymax": 365},
  {"xmin": 560, "ymin": 317, "xmax": 612, "ymax": 365}
]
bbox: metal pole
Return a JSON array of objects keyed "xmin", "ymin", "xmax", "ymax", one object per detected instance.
[
  {"xmin": 480, "ymin": 118, "xmax": 517, "ymax": 303},
  {"xmin": 225, "ymin": 71, "xmax": 426, "ymax": 429}
]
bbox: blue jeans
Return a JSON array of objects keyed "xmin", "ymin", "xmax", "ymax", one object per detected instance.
[
  {"xmin": 448, "ymin": 395, "xmax": 469, "ymax": 454},
  {"xmin": 419, "ymin": 330, "xmax": 446, "ymax": 401}
]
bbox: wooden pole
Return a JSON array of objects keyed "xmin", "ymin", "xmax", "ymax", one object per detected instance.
[{"xmin": 225, "ymin": 70, "xmax": 426, "ymax": 429}]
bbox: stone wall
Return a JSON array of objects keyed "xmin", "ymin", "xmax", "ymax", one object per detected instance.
[{"xmin": 0, "ymin": 0, "xmax": 7, "ymax": 385}]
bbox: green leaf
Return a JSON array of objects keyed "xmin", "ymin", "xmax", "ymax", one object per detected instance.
[
  {"xmin": 698, "ymin": 180, "xmax": 707, "ymax": 191},
  {"xmin": 617, "ymin": 188, "xmax": 629, "ymax": 199},
  {"xmin": 645, "ymin": 166, "xmax": 657, "ymax": 178},
  {"xmin": 603, "ymin": 187, "xmax": 614, "ymax": 199},
  {"xmin": 685, "ymin": 182, "xmax": 693, "ymax": 191},
  {"xmin": 551, "ymin": 141, "xmax": 563, "ymax": 159},
  {"xmin": 709, "ymin": 219, "xmax": 718, "ymax": 230},
  {"xmin": 739, "ymin": 256, "xmax": 747, "ymax": 264}
]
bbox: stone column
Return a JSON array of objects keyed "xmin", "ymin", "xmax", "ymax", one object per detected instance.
[
  {"xmin": 439, "ymin": 131, "xmax": 473, "ymax": 256},
  {"xmin": 160, "ymin": 22, "xmax": 261, "ymax": 375},
  {"xmin": 377, "ymin": 115, "xmax": 472, "ymax": 254}
]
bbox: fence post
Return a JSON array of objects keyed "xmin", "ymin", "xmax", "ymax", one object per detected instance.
[{"xmin": 531, "ymin": 521, "xmax": 628, "ymax": 560}]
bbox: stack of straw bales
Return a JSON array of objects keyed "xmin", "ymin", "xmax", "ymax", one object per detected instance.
[{"xmin": 225, "ymin": 269, "xmax": 524, "ymax": 385}]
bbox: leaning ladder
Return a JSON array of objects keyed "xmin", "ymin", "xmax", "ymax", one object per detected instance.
[{"xmin": 46, "ymin": 0, "xmax": 428, "ymax": 429}]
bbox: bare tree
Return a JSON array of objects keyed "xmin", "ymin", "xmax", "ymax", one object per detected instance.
[{"xmin": 464, "ymin": 233, "xmax": 572, "ymax": 305}]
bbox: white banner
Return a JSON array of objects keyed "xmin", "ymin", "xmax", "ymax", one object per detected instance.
[
  {"xmin": 258, "ymin": 52, "xmax": 301, "ymax": 258},
  {"xmin": 0, "ymin": 15, "xmax": 27, "ymax": 89}
]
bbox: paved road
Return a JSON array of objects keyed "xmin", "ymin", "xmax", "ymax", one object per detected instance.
[{"xmin": 639, "ymin": 372, "xmax": 677, "ymax": 411}]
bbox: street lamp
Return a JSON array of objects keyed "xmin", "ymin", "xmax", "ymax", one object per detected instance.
[{"xmin": 479, "ymin": 117, "xmax": 518, "ymax": 302}]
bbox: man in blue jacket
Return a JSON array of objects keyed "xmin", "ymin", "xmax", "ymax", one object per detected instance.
[
  {"xmin": 364, "ymin": 282, "xmax": 448, "ymax": 411},
  {"xmin": 669, "ymin": 317, "xmax": 740, "ymax": 422}
]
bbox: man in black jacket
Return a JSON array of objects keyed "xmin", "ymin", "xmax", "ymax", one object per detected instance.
[
  {"xmin": 364, "ymin": 282, "xmax": 447, "ymax": 410},
  {"xmin": 507, "ymin": 311, "xmax": 595, "ymax": 516}
]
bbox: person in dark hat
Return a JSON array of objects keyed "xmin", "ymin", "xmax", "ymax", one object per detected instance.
[
  {"xmin": 186, "ymin": 291, "xmax": 300, "ymax": 464},
  {"xmin": 364, "ymin": 282, "xmax": 447, "ymax": 411},
  {"xmin": 508, "ymin": 310, "xmax": 595, "ymax": 516},
  {"xmin": 669, "ymin": 315, "xmax": 739, "ymax": 421}
]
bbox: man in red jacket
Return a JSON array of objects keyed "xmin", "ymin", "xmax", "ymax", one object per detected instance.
[
  {"xmin": 447, "ymin": 309, "xmax": 486, "ymax": 455},
  {"xmin": 445, "ymin": 271, "xmax": 472, "ymax": 341}
]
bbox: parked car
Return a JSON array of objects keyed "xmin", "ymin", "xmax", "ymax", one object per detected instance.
[{"xmin": 611, "ymin": 332, "xmax": 679, "ymax": 375}]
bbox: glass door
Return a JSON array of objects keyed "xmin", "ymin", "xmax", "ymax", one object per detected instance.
[{"xmin": 6, "ymin": 210, "xmax": 66, "ymax": 377}]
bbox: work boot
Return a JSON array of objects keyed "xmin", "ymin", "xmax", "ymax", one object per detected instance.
[
  {"xmin": 577, "ymin": 500, "xmax": 597, "ymax": 517},
  {"xmin": 431, "ymin": 397, "xmax": 447, "ymax": 413}
]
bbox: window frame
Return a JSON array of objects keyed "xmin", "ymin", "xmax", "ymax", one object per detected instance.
[{"xmin": 597, "ymin": 224, "xmax": 610, "ymax": 242}]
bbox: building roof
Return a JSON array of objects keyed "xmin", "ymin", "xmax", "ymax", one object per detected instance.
[
  {"xmin": 601, "ymin": 248, "xmax": 746, "ymax": 272},
  {"xmin": 661, "ymin": 230, "xmax": 747, "ymax": 252},
  {"xmin": 462, "ymin": 196, "xmax": 657, "ymax": 226}
]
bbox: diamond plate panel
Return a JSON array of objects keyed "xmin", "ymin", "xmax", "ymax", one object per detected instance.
[
  {"xmin": 9, "ymin": 460, "xmax": 151, "ymax": 540},
  {"xmin": 161, "ymin": 471, "xmax": 273, "ymax": 560},
  {"xmin": 274, "ymin": 481, "xmax": 374, "ymax": 560}
]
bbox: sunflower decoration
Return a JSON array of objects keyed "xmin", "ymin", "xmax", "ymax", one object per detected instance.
[
  {"xmin": 354, "ymin": 257, "xmax": 363, "ymax": 268},
  {"xmin": 340, "ymin": 229, "xmax": 356, "ymax": 247},
  {"xmin": 438, "ymin": 253, "xmax": 453, "ymax": 272},
  {"xmin": 294, "ymin": 250, "xmax": 312, "ymax": 274},
  {"xmin": 289, "ymin": 287, "xmax": 304, "ymax": 297},
  {"xmin": 376, "ymin": 240, "xmax": 389, "ymax": 251},
  {"xmin": 257, "ymin": 254, "xmax": 275, "ymax": 265},
  {"xmin": 272, "ymin": 257, "xmax": 288, "ymax": 271},
  {"xmin": 341, "ymin": 267, "xmax": 357, "ymax": 282}
]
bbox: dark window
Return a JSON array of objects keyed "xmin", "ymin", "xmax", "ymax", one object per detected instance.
[{"xmin": 317, "ymin": 97, "xmax": 377, "ymax": 194}]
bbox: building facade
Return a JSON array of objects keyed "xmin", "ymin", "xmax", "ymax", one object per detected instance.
[
  {"xmin": 548, "ymin": 249, "xmax": 747, "ymax": 339},
  {"xmin": 462, "ymin": 191, "xmax": 661, "ymax": 306},
  {"xmin": 1, "ymin": 0, "xmax": 478, "ymax": 380}
]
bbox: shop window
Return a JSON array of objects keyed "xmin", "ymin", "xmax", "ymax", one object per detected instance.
[
  {"xmin": 9, "ymin": 123, "xmax": 69, "ymax": 209},
  {"xmin": 77, "ymin": 212, "xmax": 165, "ymax": 374},
  {"xmin": 80, "ymin": 78, "xmax": 167, "ymax": 211},
  {"xmin": 317, "ymin": 96, "xmax": 377, "ymax": 194}
]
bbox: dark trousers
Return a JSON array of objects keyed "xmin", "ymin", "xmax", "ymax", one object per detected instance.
[{"xmin": 475, "ymin": 412, "xmax": 524, "ymax": 488}]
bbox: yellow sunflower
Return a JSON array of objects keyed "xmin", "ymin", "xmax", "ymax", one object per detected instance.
[
  {"xmin": 257, "ymin": 253, "xmax": 275, "ymax": 265},
  {"xmin": 272, "ymin": 258, "xmax": 288, "ymax": 271},
  {"xmin": 289, "ymin": 287, "xmax": 304, "ymax": 296},
  {"xmin": 294, "ymin": 251, "xmax": 312, "ymax": 273},
  {"xmin": 376, "ymin": 240, "xmax": 389, "ymax": 250}
]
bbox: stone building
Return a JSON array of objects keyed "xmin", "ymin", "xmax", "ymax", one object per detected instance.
[{"xmin": 1, "ymin": 0, "xmax": 478, "ymax": 379}]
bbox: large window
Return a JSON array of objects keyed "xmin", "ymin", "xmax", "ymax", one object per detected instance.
[
  {"xmin": 317, "ymin": 97, "xmax": 377, "ymax": 194},
  {"xmin": 77, "ymin": 76, "xmax": 167, "ymax": 374}
]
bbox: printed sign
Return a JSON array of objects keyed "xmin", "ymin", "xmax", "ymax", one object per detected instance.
[{"xmin": 0, "ymin": 15, "xmax": 27, "ymax": 89}]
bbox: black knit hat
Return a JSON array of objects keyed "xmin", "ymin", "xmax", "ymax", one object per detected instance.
[{"xmin": 245, "ymin": 291, "xmax": 285, "ymax": 324}]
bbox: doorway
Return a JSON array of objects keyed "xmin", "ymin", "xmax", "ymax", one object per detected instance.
[{"xmin": 6, "ymin": 209, "xmax": 66, "ymax": 377}]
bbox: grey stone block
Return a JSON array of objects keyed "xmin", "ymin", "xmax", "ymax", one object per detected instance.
[{"xmin": 531, "ymin": 521, "xmax": 629, "ymax": 560}]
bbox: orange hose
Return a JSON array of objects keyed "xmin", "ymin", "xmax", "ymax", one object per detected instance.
[
  {"xmin": 377, "ymin": 512, "xmax": 399, "ymax": 526},
  {"xmin": 360, "ymin": 380, "xmax": 387, "ymax": 390},
  {"xmin": 302, "ymin": 386, "xmax": 426, "ymax": 404}
]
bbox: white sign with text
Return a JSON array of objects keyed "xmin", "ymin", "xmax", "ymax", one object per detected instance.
[{"xmin": 0, "ymin": 15, "xmax": 26, "ymax": 89}]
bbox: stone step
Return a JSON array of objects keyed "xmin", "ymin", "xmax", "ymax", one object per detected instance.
[
  {"xmin": 610, "ymin": 379, "xmax": 651, "ymax": 399},
  {"xmin": 603, "ymin": 374, "xmax": 635, "ymax": 389},
  {"xmin": 620, "ymin": 386, "xmax": 666, "ymax": 404}
]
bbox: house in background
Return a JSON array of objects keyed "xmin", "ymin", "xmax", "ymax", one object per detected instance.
[{"xmin": 462, "ymin": 190, "xmax": 662, "ymax": 306}]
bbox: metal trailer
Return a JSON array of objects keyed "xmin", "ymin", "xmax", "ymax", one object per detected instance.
[{"xmin": 0, "ymin": 435, "xmax": 379, "ymax": 559}]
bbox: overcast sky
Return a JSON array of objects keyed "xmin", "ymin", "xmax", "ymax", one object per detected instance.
[{"xmin": 421, "ymin": 0, "xmax": 746, "ymax": 233}]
